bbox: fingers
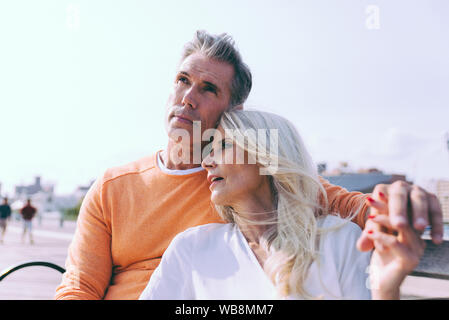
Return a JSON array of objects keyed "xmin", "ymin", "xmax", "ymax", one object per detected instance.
[
  {"xmin": 369, "ymin": 216, "xmax": 426, "ymax": 254},
  {"xmin": 356, "ymin": 233, "xmax": 373, "ymax": 252},
  {"xmin": 359, "ymin": 181, "xmax": 444, "ymax": 253},
  {"xmin": 369, "ymin": 185, "xmax": 389, "ymax": 214},
  {"xmin": 366, "ymin": 229, "xmax": 394, "ymax": 248},
  {"xmin": 380, "ymin": 181, "xmax": 444, "ymax": 246},
  {"xmin": 368, "ymin": 196, "xmax": 425, "ymax": 248},
  {"xmin": 366, "ymin": 229, "xmax": 422, "ymax": 271},
  {"xmin": 357, "ymin": 215, "xmax": 375, "ymax": 252},
  {"xmin": 365, "ymin": 193, "xmax": 389, "ymax": 250},
  {"xmin": 368, "ymin": 214, "xmax": 394, "ymax": 230},
  {"xmin": 428, "ymin": 194, "xmax": 444, "ymax": 244},
  {"xmin": 366, "ymin": 229, "xmax": 403, "ymax": 255},
  {"xmin": 384, "ymin": 181, "xmax": 410, "ymax": 230},
  {"xmin": 357, "ymin": 191, "xmax": 388, "ymax": 252},
  {"xmin": 410, "ymin": 185, "xmax": 429, "ymax": 231}
]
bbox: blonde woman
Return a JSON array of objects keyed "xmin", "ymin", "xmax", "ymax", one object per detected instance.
[{"xmin": 139, "ymin": 110, "xmax": 424, "ymax": 300}]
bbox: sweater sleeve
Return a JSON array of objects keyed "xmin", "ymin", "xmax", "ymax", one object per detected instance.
[
  {"xmin": 54, "ymin": 177, "xmax": 113, "ymax": 300},
  {"xmin": 320, "ymin": 176, "xmax": 370, "ymax": 229}
]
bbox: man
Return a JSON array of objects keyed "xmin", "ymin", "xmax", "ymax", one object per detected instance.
[
  {"xmin": 0, "ymin": 197, "xmax": 12, "ymax": 244},
  {"xmin": 20, "ymin": 199, "xmax": 37, "ymax": 245},
  {"xmin": 55, "ymin": 31, "xmax": 443, "ymax": 300}
]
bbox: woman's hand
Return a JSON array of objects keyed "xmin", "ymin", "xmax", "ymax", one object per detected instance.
[{"xmin": 362, "ymin": 192, "xmax": 426, "ymax": 299}]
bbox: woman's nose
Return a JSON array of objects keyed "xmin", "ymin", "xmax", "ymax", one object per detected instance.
[{"xmin": 201, "ymin": 152, "xmax": 216, "ymax": 170}]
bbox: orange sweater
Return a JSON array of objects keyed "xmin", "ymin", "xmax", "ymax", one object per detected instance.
[{"xmin": 54, "ymin": 152, "xmax": 369, "ymax": 300}]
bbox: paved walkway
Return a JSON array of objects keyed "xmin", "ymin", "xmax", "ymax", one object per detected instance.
[
  {"xmin": 0, "ymin": 218, "xmax": 448, "ymax": 299},
  {"xmin": 0, "ymin": 218, "xmax": 76, "ymax": 300}
]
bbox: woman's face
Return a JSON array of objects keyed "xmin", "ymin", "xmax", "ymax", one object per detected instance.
[{"xmin": 201, "ymin": 126, "xmax": 271, "ymax": 208}]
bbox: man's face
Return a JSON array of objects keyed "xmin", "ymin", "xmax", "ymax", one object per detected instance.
[{"xmin": 165, "ymin": 52, "xmax": 234, "ymax": 143}]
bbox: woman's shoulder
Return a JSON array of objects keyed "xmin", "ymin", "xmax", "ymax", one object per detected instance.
[
  {"xmin": 316, "ymin": 214, "xmax": 370, "ymax": 267},
  {"xmin": 316, "ymin": 215, "xmax": 364, "ymax": 254},
  {"xmin": 317, "ymin": 215, "xmax": 362, "ymax": 236},
  {"xmin": 312, "ymin": 215, "xmax": 371, "ymax": 300},
  {"xmin": 177, "ymin": 223, "xmax": 233, "ymax": 238},
  {"xmin": 170, "ymin": 223, "xmax": 234, "ymax": 248}
]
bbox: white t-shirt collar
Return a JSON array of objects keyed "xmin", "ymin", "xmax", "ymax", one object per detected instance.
[{"xmin": 157, "ymin": 151, "xmax": 204, "ymax": 175}]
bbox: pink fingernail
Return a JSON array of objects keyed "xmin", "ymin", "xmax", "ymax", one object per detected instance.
[
  {"xmin": 392, "ymin": 216, "xmax": 407, "ymax": 227},
  {"xmin": 415, "ymin": 218, "xmax": 427, "ymax": 229}
]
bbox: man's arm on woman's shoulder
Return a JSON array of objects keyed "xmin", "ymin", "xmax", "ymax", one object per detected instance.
[
  {"xmin": 319, "ymin": 176, "xmax": 370, "ymax": 229},
  {"xmin": 54, "ymin": 178, "xmax": 113, "ymax": 300}
]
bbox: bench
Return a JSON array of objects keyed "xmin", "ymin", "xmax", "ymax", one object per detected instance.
[{"xmin": 1, "ymin": 241, "xmax": 448, "ymax": 299}]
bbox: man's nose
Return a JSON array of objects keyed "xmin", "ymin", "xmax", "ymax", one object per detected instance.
[{"xmin": 182, "ymin": 86, "xmax": 198, "ymax": 109}]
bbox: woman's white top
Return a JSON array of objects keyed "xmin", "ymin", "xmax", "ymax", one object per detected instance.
[{"xmin": 139, "ymin": 215, "xmax": 372, "ymax": 300}]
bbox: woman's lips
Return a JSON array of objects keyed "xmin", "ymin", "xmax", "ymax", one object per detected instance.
[{"xmin": 209, "ymin": 179, "xmax": 224, "ymax": 190}]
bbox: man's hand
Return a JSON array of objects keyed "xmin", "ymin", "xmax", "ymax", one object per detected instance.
[{"xmin": 357, "ymin": 180, "xmax": 444, "ymax": 252}]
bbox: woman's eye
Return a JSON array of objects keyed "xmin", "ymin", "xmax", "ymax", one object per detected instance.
[{"xmin": 222, "ymin": 141, "xmax": 233, "ymax": 149}]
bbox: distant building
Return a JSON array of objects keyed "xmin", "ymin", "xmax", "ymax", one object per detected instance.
[
  {"xmin": 73, "ymin": 180, "xmax": 95, "ymax": 201},
  {"xmin": 15, "ymin": 176, "xmax": 53, "ymax": 197},
  {"xmin": 436, "ymin": 180, "xmax": 449, "ymax": 223},
  {"xmin": 48, "ymin": 180, "xmax": 95, "ymax": 214},
  {"xmin": 317, "ymin": 162, "xmax": 407, "ymax": 193},
  {"xmin": 319, "ymin": 163, "xmax": 408, "ymax": 193},
  {"xmin": 8, "ymin": 177, "xmax": 95, "ymax": 225},
  {"xmin": 13, "ymin": 177, "xmax": 55, "ymax": 215},
  {"xmin": 317, "ymin": 163, "xmax": 327, "ymax": 175}
]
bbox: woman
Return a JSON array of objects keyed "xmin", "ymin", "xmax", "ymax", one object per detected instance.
[{"xmin": 139, "ymin": 110, "xmax": 424, "ymax": 300}]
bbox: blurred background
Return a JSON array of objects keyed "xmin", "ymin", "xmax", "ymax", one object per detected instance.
[{"xmin": 0, "ymin": 0, "xmax": 448, "ymax": 299}]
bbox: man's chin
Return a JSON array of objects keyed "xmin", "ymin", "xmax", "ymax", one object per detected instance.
[{"xmin": 167, "ymin": 126, "xmax": 194, "ymax": 143}]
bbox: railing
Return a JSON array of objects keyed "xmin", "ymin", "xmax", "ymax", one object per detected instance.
[{"xmin": 410, "ymin": 239, "xmax": 449, "ymax": 281}]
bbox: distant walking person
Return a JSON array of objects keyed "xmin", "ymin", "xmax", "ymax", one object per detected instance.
[
  {"xmin": 20, "ymin": 199, "xmax": 37, "ymax": 244},
  {"xmin": 0, "ymin": 197, "xmax": 12, "ymax": 244}
]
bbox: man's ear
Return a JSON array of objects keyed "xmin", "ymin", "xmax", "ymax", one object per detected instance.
[{"xmin": 230, "ymin": 104, "xmax": 243, "ymax": 111}]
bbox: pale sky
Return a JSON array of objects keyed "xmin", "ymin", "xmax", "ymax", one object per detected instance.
[{"xmin": 0, "ymin": 0, "xmax": 448, "ymax": 195}]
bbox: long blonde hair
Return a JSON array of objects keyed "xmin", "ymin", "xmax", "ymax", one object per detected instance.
[{"xmin": 214, "ymin": 109, "xmax": 357, "ymax": 299}]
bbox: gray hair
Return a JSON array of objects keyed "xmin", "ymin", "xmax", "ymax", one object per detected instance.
[{"xmin": 180, "ymin": 30, "xmax": 252, "ymax": 107}]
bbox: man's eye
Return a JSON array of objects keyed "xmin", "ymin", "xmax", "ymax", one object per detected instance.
[
  {"xmin": 204, "ymin": 86, "xmax": 217, "ymax": 94},
  {"xmin": 177, "ymin": 77, "xmax": 189, "ymax": 84}
]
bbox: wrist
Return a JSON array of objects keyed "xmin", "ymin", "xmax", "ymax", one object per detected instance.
[
  {"xmin": 371, "ymin": 287, "xmax": 401, "ymax": 300},
  {"xmin": 370, "ymin": 274, "xmax": 405, "ymax": 300}
]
